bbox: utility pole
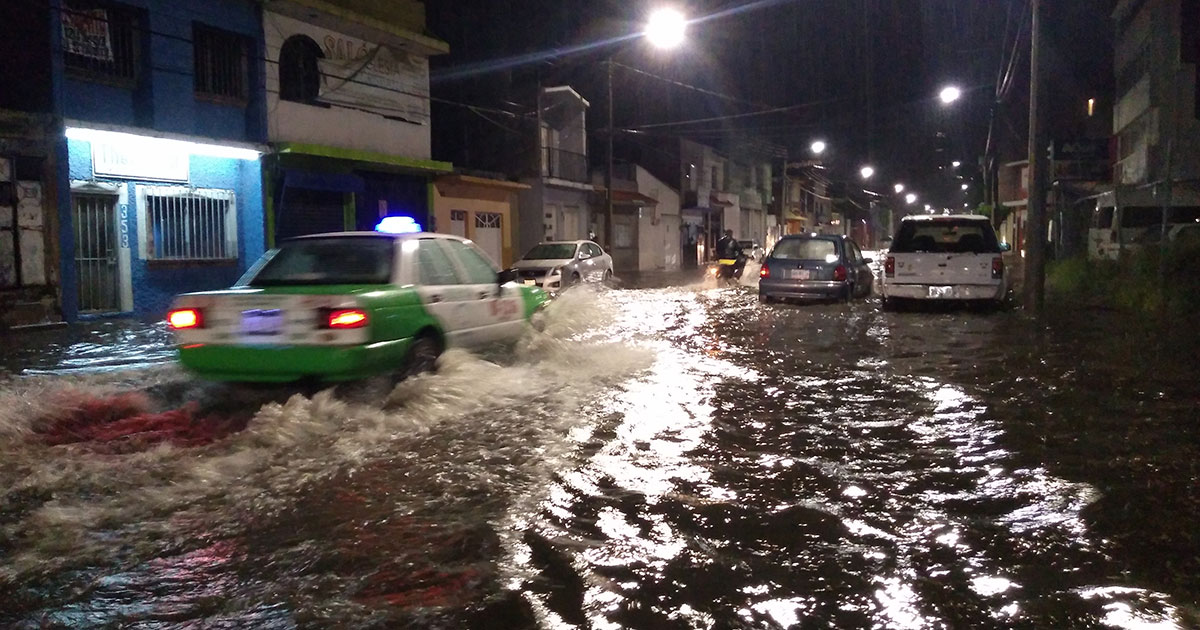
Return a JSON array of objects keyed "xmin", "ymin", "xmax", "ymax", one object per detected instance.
[
  {"xmin": 604, "ymin": 59, "xmax": 615, "ymax": 252},
  {"xmin": 1024, "ymin": 0, "xmax": 1047, "ymax": 315}
]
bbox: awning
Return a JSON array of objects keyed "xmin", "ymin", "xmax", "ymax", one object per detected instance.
[
  {"xmin": 595, "ymin": 187, "xmax": 659, "ymax": 206},
  {"xmin": 436, "ymin": 174, "xmax": 530, "ymax": 192},
  {"xmin": 709, "ymin": 196, "xmax": 734, "ymax": 207},
  {"xmin": 283, "ymin": 168, "xmax": 364, "ymax": 193}
]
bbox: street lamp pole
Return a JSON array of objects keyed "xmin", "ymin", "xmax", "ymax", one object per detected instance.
[{"xmin": 605, "ymin": 59, "xmax": 615, "ymax": 252}]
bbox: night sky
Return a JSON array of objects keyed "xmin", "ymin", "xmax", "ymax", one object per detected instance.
[{"xmin": 426, "ymin": 0, "xmax": 1115, "ymax": 207}]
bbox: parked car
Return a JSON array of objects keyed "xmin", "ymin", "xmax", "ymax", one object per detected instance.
[
  {"xmin": 881, "ymin": 215, "xmax": 1008, "ymax": 309},
  {"xmin": 758, "ymin": 234, "xmax": 874, "ymax": 303},
  {"xmin": 166, "ymin": 232, "xmax": 548, "ymax": 383},
  {"xmin": 509, "ymin": 240, "xmax": 613, "ymax": 292}
]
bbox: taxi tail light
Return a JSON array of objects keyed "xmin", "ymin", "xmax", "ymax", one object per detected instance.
[
  {"xmin": 323, "ymin": 308, "xmax": 369, "ymax": 329},
  {"xmin": 168, "ymin": 308, "xmax": 203, "ymax": 330},
  {"xmin": 833, "ymin": 265, "xmax": 847, "ymax": 282},
  {"xmin": 992, "ymin": 256, "xmax": 1005, "ymax": 279},
  {"xmin": 759, "ymin": 262, "xmax": 771, "ymax": 279},
  {"xmin": 885, "ymin": 256, "xmax": 895, "ymax": 277}
]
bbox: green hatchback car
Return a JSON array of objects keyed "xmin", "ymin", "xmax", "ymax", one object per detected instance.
[{"xmin": 167, "ymin": 232, "xmax": 548, "ymax": 383}]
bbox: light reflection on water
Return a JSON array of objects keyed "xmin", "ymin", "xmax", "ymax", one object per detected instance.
[{"xmin": 0, "ymin": 283, "xmax": 1195, "ymax": 628}]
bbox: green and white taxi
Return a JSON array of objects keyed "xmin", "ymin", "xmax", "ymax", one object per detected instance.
[{"xmin": 166, "ymin": 232, "xmax": 548, "ymax": 383}]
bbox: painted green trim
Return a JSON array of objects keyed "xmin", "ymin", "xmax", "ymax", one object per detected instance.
[
  {"xmin": 276, "ymin": 142, "xmax": 453, "ymax": 174},
  {"xmin": 343, "ymin": 192, "xmax": 356, "ymax": 231},
  {"xmin": 263, "ymin": 161, "xmax": 276, "ymax": 249},
  {"xmin": 426, "ymin": 180, "xmax": 436, "ymax": 231}
]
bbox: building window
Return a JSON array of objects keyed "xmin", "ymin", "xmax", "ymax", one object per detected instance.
[
  {"xmin": 61, "ymin": 1, "xmax": 140, "ymax": 84},
  {"xmin": 475, "ymin": 212, "xmax": 501, "ymax": 229},
  {"xmin": 194, "ymin": 24, "xmax": 249, "ymax": 102},
  {"xmin": 139, "ymin": 187, "xmax": 238, "ymax": 262},
  {"xmin": 279, "ymin": 35, "xmax": 324, "ymax": 104}
]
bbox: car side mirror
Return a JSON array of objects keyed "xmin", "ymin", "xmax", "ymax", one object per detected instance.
[
  {"xmin": 578, "ymin": 252, "xmax": 591, "ymax": 260},
  {"xmin": 498, "ymin": 269, "xmax": 519, "ymax": 285},
  {"xmin": 863, "ymin": 257, "xmax": 874, "ymax": 264},
  {"xmin": 999, "ymin": 243, "xmax": 1012, "ymax": 252}
]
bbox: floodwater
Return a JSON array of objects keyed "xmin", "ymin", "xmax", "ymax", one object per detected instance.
[{"xmin": 1, "ymin": 280, "xmax": 1198, "ymax": 629}]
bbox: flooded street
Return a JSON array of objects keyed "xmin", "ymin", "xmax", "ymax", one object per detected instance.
[{"xmin": 1, "ymin": 281, "xmax": 1198, "ymax": 629}]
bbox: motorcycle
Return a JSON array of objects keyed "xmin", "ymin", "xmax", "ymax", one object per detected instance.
[{"xmin": 706, "ymin": 254, "xmax": 747, "ymax": 284}]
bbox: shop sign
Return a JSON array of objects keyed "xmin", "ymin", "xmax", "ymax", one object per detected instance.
[{"xmin": 92, "ymin": 137, "xmax": 189, "ymax": 183}]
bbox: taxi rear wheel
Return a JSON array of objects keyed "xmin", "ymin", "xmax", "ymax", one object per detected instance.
[{"xmin": 403, "ymin": 334, "xmax": 441, "ymax": 377}]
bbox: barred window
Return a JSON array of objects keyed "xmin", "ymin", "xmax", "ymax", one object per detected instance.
[
  {"xmin": 141, "ymin": 189, "xmax": 238, "ymax": 262},
  {"xmin": 194, "ymin": 24, "xmax": 248, "ymax": 101},
  {"xmin": 62, "ymin": 1, "xmax": 140, "ymax": 84},
  {"xmin": 475, "ymin": 212, "xmax": 501, "ymax": 228}
]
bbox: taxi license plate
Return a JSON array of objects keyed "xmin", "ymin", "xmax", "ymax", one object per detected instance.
[
  {"xmin": 787, "ymin": 269, "xmax": 811, "ymax": 280},
  {"xmin": 928, "ymin": 286, "xmax": 954, "ymax": 298},
  {"xmin": 523, "ymin": 279, "xmax": 537, "ymax": 286},
  {"xmin": 241, "ymin": 309, "xmax": 284, "ymax": 336}
]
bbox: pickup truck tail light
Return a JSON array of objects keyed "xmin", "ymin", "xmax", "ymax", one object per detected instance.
[
  {"xmin": 759, "ymin": 262, "xmax": 771, "ymax": 279},
  {"xmin": 833, "ymin": 265, "xmax": 847, "ymax": 282},
  {"xmin": 324, "ymin": 308, "xmax": 369, "ymax": 329},
  {"xmin": 884, "ymin": 256, "xmax": 895, "ymax": 277},
  {"xmin": 992, "ymin": 257, "xmax": 1005, "ymax": 279},
  {"xmin": 167, "ymin": 308, "xmax": 203, "ymax": 330}
]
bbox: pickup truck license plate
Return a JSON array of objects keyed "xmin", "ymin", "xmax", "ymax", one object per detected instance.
[
  {"xmin": 241, "ymin": 309, "xmax": 284, "ymax": 336},
  {"xmin": 787, "ymin": 269, "xmax": 811, "ymax": 280},
  {"xmin": 928, "ymin": 286, "xmax": 954, "ymax": 298}
]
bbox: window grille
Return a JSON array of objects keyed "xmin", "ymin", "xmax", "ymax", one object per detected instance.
[
  {"xmin": 62, "ymin": 1, "xmax": 139, "ymax": 83},
  {"xmin": 194, "ymin": 23, "xmax": 248, "ymax": 101},
  {"xmin": 475, "ymin": 212, "xmax": 501, "ymax": 228},
  {"xmin": 279, "ymin": 35, "xmax": 324, "ymax": 103},
  {"xmin": 450, "ymin": 210, "xmax": 467, "ymax": 222},
  {"xmin": 143, "ymin": 190, "xmax": 237, "ymax": 261}
]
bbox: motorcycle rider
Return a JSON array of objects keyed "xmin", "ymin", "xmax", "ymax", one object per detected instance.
[{"xmin": 715, "ymin": 230, "xmax": 746, "ymax": 279}]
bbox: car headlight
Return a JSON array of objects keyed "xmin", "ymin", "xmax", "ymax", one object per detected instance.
[{"xmin": 549, "ymin": 266, "xmax": 562, "ymax": 276}]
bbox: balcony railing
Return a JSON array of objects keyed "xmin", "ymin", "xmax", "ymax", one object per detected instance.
[{"xmin": 542, "ymin": 147, "xmax": 588, "ymax": 183}]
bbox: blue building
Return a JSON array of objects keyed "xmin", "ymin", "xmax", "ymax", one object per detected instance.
[{"xmin": 52, "ymin": 0, "xmax": 268, "ymax": 320}]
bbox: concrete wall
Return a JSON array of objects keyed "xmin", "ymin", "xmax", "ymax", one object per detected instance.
[
  {"xmin": 263, "ymin": 11, "xmax": 432, "ymax": 159},
  {"xmin": 635, "ymin": 166, "xmax": 680, "ymax": 271},
  {"xmin": 516, "ymin": 181, "xmax": 591, "ymax": 255}
]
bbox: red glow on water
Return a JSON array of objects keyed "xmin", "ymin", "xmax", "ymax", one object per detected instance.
[{"xmin": 34, "ymin": 393, "xmax": 250, "ymax": 451}]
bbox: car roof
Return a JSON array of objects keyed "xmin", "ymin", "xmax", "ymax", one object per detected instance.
[
  {"xmin": 900, "ymin": 214, "xmax": 991, "ymax": 222},
  {"xmin": 536, "ymin": 240, "xmax": 590, "ymax": 246},
  {"xmin": 282, "ymin": 231, "xmax": 471, "ymax": 244},
  {"xmin": 778, "ymin": 233, "xmax": 844, "ymax": 240}
]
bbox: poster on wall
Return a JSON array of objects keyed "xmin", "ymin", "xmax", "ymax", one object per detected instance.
[
  {"xmin": 317, "ymin": 40, "xmax": 430, "ymax": 125},
  {"xmin": 62, "ymin": 8, "xmax": 114, "ymax": 61}
]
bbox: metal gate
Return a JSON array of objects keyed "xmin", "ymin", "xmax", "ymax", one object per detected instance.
[{"xmin": 73, "ymin": 195, "xmax": 120, "ymax": 313}]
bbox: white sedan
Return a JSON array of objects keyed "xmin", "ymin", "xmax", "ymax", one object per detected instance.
[{"xmin": 508, "ymin": 240, "xmax": 614, "ymax": 292}]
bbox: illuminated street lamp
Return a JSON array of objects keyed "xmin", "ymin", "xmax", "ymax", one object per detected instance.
[
  {"xmin": 961, "ymin": 183, "xmax": 969, "ymax": 190},
  {"xmin": 811, "ymin": 140, "xmax": 827, "ymax": 155},
  {"xmin": 905, "ymin": 193, "xmax": 917, "ymax": 205},
  {"xmin": 645, "ymin": 8, "xmax": 687, "ymax": 49},
  {"xmin": 893, "ymin": 183, "xmax": 905, "ymax": 194},
  {"xmin": 952, "ymin": 160, "xmax": 962, "ymax": 168},
  {"xmin": 939, "ymin": 85, "xmax": 962, "ymax": 104},
  {"xmin": 605, "ymin": 9, "xmax": 686, "ymax": 251},
  {"xmin": 860, "ymin": 165, "xmax": 875, "ymax": 180}
]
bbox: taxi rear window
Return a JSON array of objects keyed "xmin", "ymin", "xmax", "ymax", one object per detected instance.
[{"xmin": 248, "ymin": 237, "xmax": 394, "ymax": 286}]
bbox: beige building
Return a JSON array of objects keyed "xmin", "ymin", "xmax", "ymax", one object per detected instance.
[{"xmin": 433, "ymin": 174, "xmax": 528, "ymax": 268}]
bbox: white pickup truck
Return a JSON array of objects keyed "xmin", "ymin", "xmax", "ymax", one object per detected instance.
[{"xmin": 881, "ymin": 215, "xmax": 1009, "ymax": 308}]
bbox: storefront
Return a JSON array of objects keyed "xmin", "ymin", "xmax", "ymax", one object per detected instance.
[
  {"xmin": 60, "ymin": 125, "xmax": 265, "ymax": 319},
  {"xmin": 265, "ymin": 144, "xmax": 452, "ymax": 247}
]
